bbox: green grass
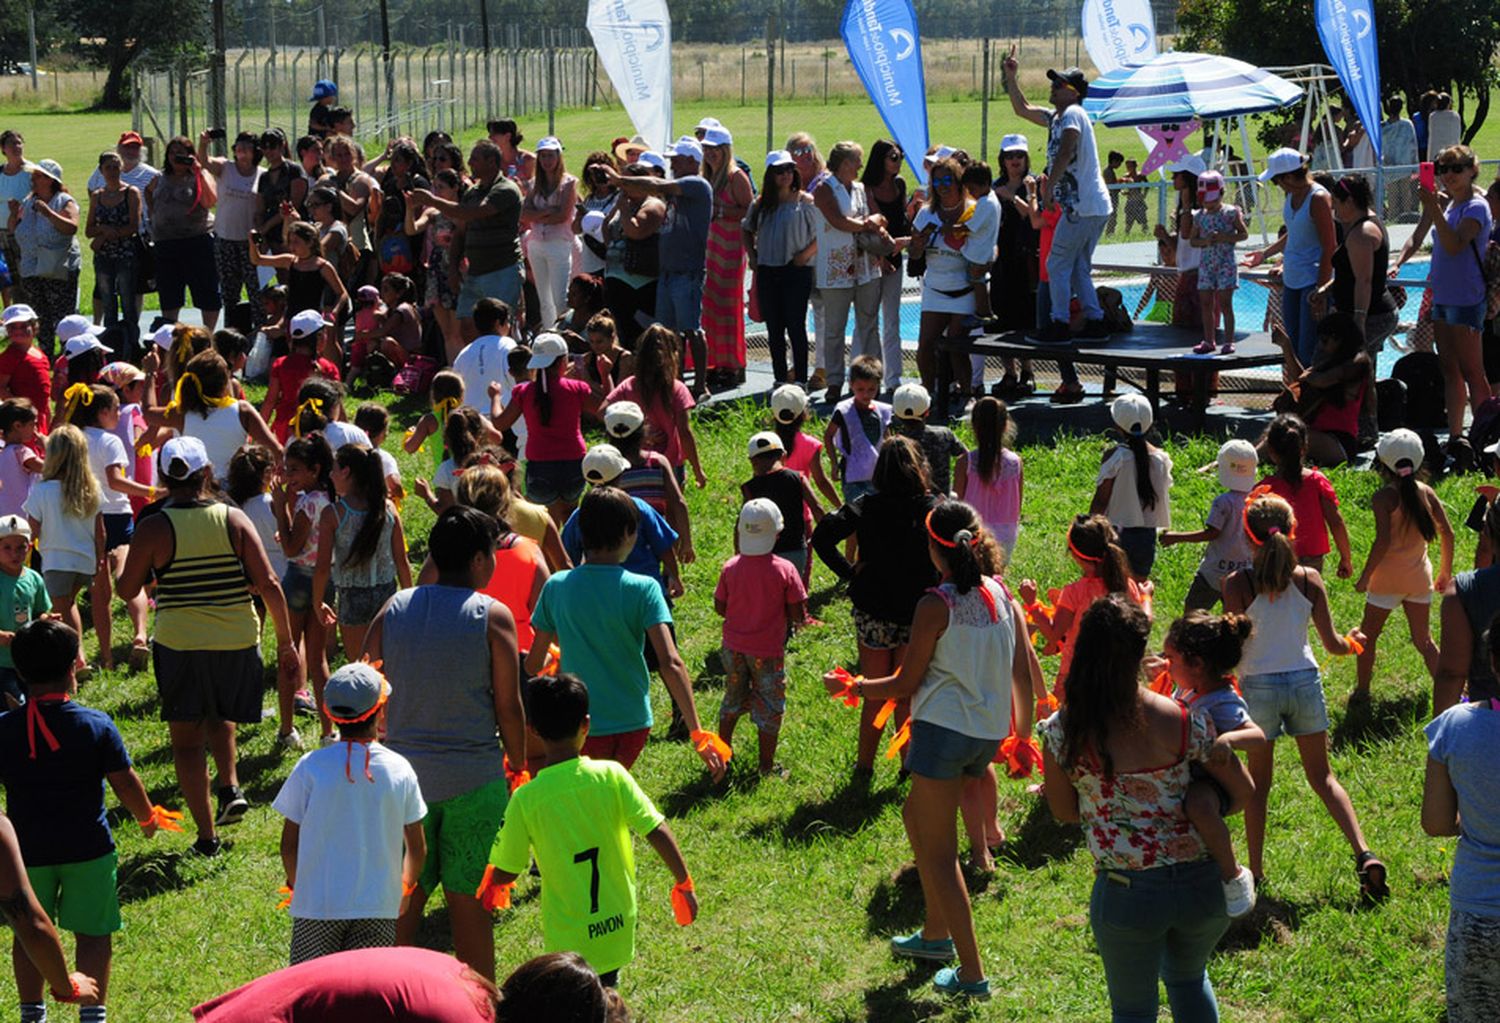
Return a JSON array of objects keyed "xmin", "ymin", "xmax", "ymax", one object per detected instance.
[{"xmin": 0, "ymin": 386, "xmax": 1464, "ymax": 1021}]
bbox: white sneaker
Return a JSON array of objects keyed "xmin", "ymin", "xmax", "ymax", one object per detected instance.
[{"xmin": 1223, "ymin": 865, "xmax": 1256, "ymax": 919}]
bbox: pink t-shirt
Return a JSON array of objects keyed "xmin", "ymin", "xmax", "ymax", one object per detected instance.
[
  {"xmin": 715, "ymin": 552, "xmax": 807, "ymax": 659},
  {"xmin": 515, "ymin": 376, "xmax": 592, "ymax": 462},
  {"xmin": 603, "ymin": 377, "xmax": 696, "ymax": 467},
  {"xmin": 1262, "ymin": 469, "xmax": 1338, "ymax": 559}
]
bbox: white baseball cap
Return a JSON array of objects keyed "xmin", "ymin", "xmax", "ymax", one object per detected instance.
[
  {"xmin": 668, "ymin": 136, "xmax": 704, "ymax": 163},
  {"xmin": 702, "ymin": 126, "xmax": 733, "ymax": 148},
  {"xmin": 581, "ymin": 443, "xmax": 630, "ymax": 485},
  {"xmin": 535, "ymin": 136, "xmax": 563, "ymax": 152},
  {"xmin": 526, "ymin": 332, "xmax": 569, "ymax": 369},
  {"xmin": 737, "ymin": 498, "xmax": 784, "ymax": 556},
  {"xmin": 1216, "ymin": 439, "xmax": 1258, "ymax": 492},
  {"xmin": 1167, "ymin": 154, "xmax": 1207, "ymax": 176},
  {"xmin": 151, "ymin": 323, "xmax": 177, "ymax": 349},
  {"xmin": 770, "ymin": 384, "xmax": 808, "ymax": 424},
  {"xmin": 999, "ymin": 133, "xmax": 1029, "ymax": 154},
  {"xmin": 746, "ymin": 431, "xmax": 785, "ymax": 460},
  {"xmin": 923, "ymin": 145, "xmax": 956, "ymax": 166},
  {"xmin": 63, "ymin": 333, "xmax": 113, "ymax": 361},
  {"xmin": 765, "ymin": 149, "xmax": 794, "ymax": 169},
  {"xmin": 1377, "ymin": 428, "xmax": 1426, "ymax": 477},
  {"xmin": 603, "ymin": 400, "xmax": 645, "ymax": 439},
  {"xmin": 0, "ymin": 514, "xmax": 30, "ymax": 541},
  {"xmin": 1, "ymin": 304, "xmax": 37, "ymax": 326},
  {"xmin": 158, "ymin": 436, "xmax": 211, "ymax": 480},
  {"xmin": 1258, "ymin": 147, "xmax": 1306, "ymax": 181},
  {"xmin": 289, "ymin": 310, "xmax": 326, "ymax": 339},
  {"xmin": 892, "ymin": 383, "xmax": 931, "ymax": 420},
  {"xmin": 637, "ymin": 151, "xmax": 668, "ymax": 173},
  {"xmin": 696, "ymin": 116, "xmax": 724, "ymax": 132},
  {"xmin": 55, "ymin": 314, "xmax": 105, "ymax": 345},
  {"xmin": 1110, "ymin": 393, "xmax": 1154, "ymax": 436}
]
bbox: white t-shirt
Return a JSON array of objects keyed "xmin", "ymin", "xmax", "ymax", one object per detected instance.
[
  {"xmin": 1096, "ymin": 444, "xmax": 1174, "ymax": 529},
  {"xmin": 1048, "ymin": 105, "xmax": 1113, "ymax": 219},
  {"xmin": 453, "ymin": 333, "xmax": 524, "ymax": 449},
  {"xmin": 240, "ymin": 491, "xmax": 288, "ymax": 578},
  {"xmin": 84, "ymin": 427, "xmax": 131, "ymax": 516},
  {"xmin": 271, "ymin": 741, "xmax": 427, "ymax": 920},
  {"xmin": 22, "ymin": 479, "xmax": 97, "ymax": 575}
]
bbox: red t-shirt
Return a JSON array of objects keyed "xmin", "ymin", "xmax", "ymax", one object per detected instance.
[
  {"xmin": 191, "ymin": 948, "xmax": 493, "ymax": 1023},
  {"xmin": 270, "ymin": 353, "xmax": 342, "ymax": 442},
  {"xmin": 1261, "ymin": 469, "xmax": 1339, "ymax": 559},
  {"xmin": 0, "ymin": 343, "xmax": 53, "ymax": 432}
]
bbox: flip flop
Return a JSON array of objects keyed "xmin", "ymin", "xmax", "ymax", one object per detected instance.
[{"xmin": 1356, "ymin": 850, "xmax": 1389, "ymax": 902}]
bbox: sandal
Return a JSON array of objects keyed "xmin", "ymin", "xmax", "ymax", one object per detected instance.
[{"xmin": 1356, "ymin": 850, "xmax": 1389, "ymax": 902}]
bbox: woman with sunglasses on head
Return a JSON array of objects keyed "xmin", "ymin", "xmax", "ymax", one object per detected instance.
[
  {"xmin": 743, "ymin": 151, "xmax": 819, "ymax": 386},
  {"xmin": 1396, "ymin": 144, "xmax": 1493, "ymax": 468},
  {"xmin": 862, "ymin": 139, "xmax": 913, "ymax": 394}
]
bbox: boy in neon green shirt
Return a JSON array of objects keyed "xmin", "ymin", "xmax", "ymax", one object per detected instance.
[{"xmin": 484, "ymin": 672, "xmax": 696, "ymax": 985}]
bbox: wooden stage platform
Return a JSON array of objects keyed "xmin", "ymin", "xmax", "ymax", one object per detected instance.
[{"xmin": 934, "ymin": 322, "xmax": 1283, "ymax": 423}]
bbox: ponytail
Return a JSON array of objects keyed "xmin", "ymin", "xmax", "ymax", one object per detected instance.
[
  {"xmin": 925, "ymin": 499, "xmax": 1002, "ymax": 592},
  {"xmin": 1244, "ymin": 492, "xmax": 1297, "ymax": 596},
  {"xmin": 1126, "ymin": 433, "xmax": 1157, "ymax": 511}
]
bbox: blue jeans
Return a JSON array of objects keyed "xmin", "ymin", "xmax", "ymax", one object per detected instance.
[
  {"xmin": 656, "ymin": 269, "xmax": 705, "ymax": 335},
  {"xmin": 1090, "ymin": 859, "xmax": 1229, "ymax": 1023},
  {"xmin": 1047, "ymin": 211, "xmax": 1108, "ymax": 325},
  {"xmin": 93, "ymin": 254, "xmax": 141, "ymax": 360},
  {"xmin": 1281, "ymin": 283, "xmax": 1319, "ymax": 367}
]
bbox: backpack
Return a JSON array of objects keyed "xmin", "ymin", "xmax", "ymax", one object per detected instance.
[
  {"xmin": 1390, "ymin": 351, "xmax": 1447, "ymax": 429},
  {"xmin": 1096, "ymin": 285, "xmax": 1133, "ymax": 334}
]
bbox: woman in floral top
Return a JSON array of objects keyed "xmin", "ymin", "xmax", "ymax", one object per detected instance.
[{"xmin": 1040, "ymin": 595, "xmax": 1252, "ymax": 1023}]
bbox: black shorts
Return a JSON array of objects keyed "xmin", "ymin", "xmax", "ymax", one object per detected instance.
[{"xmin": 153, "ymin": 643, "xmax": 264, "ymax": 723}]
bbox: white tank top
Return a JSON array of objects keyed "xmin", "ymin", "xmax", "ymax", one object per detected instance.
[
  {"xmin": 183, "ymin": 403, "xmax": 248, "ymax": 483},
  {"xmin": 1239, "ymin": 575, "xmax": 1318, "ymax": 677}
]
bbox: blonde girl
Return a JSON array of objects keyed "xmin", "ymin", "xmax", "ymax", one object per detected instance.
[{"xmin": 21, "ymin": 425, "xmax": 102, "ymax": 671}]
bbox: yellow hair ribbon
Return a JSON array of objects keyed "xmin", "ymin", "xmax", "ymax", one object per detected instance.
[
  {"xmin": 164, "ymin": 372, "xmax": 236, "ymax": 418},
  {"xmin": 292, "ymin": 397, "xmax": 325, "ymax": 438},
  {"xmin": 61, "ymin": 383, "xmax": 94, "ymax": 423}
]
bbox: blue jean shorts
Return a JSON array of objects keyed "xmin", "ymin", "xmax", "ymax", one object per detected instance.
[
  {"xmin": 904, "ymin": 719, "xmax": 999, "ymax": 780},
  {"xmin": 457, "ymin": 263, "xmax": 522, "ymax": 317},
  {"xmin": 1433, "ymin": 300, "xmax": 1488, "ymax": 332},
  {"xmin": 656, "ymin": 270, "xmax": 705, "ymax": 335},
  {"xmin": 525, "ymin": 458, "xmax": 585, "ymax": 506},
  {"xmin": 1241, "ymin": 667, "xmax": 1328, "ymax": 741},
  {"xmin": 281, "ymin": 563, "xmax": 316, "ymax": 614}
]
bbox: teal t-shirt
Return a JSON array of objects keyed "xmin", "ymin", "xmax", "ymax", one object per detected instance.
[
  {"xmin": 0, "ymin": 567, "xmax": 49, "ymax": 670},
  {"xmin": 530, "ymin": 564, "xmax": 672, "ymax": 736}
]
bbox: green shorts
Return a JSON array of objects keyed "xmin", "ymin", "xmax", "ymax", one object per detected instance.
[
  {"xmin": 418, "ymin": 777, "xmax": 508, "ymax": 898},
  {"xmin": 27, "ymin": 850, "xmax": 121, "ymax": 936}
]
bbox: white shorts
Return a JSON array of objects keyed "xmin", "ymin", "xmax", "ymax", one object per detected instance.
[{"xmin": 1365, "ymin": 589, "xmax": 1433, "ymax": 611}]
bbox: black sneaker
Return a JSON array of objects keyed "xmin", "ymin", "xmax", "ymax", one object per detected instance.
[
  {"xmin": 215, "ymin": 785, "xmax": 249, "ymax": 827},
  {"xmin": 1028, "ymin": 321, "xmax": 1072, "ymax": 343},
  {"xmin": 1076, "ymin": 318, "xmax": 1112, "ymax": 339},
  {"xmin": 191, "ymin": 836, "xmax": 224, "ymax": 858}
]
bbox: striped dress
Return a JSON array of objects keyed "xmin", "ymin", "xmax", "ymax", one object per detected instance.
[{"xmin": 702, "ymin": 175, "xmax": 748, "ymax": 370}]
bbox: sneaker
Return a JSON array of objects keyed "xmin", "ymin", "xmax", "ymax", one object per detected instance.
[
  {"xmin": 1076, "ymin": 318, "xmax": 1111, "ymax": 339},
  {"xmin": 1028, "ymin": 320, "xmax": 1072, "ymax": 343},
  {"xmin": 293, "ymin": 689, "xmax": 318, "ymax": 715},
  {"xmin": 890, "ymin": 931, "xmax": 956, "ymax": 961},
  {"xmin": 215, "ymin": 785, "xmax": 249, "ymax": 827},
  {"xmin": 277, "ymin": 730, "xmax": 305, "ymax": 752},
  {"xmin": 190, "ymin": 836, "xmax": 224, "ymax": 858},
  {"xmin": 932, "ymin": 967, "xmax": 991, "ymax": 1000},
  {"xmin": 1223, "ymin": 865, "xmax": 1257, "ymax": 919}
]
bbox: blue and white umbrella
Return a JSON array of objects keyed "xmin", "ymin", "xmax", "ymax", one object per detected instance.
[{"xmin": 1081, "ymin": 51, "xmax": 1303, "ymax": 127}]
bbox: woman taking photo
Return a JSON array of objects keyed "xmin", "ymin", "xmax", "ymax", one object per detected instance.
[
  {"xmin": 7, "ymin": 159, "xmax": 80, "ymax": 354},
  {"xmin": 1396, "ymin": 144, "xmax": 1493, "ymax": 469},
  {"xmin": 145, "ymin": 135, "xmax": 222, "ymax": 331},
  {"xmin": 862, "ymin": 138, "xmax": 912, "ymax": 394},
  {"xmin": 743, "ymin": 150, "xmax": 818, "ymax": 385},
  {"xmin": 813, "ymin": 141, "xmax": 882, "ymax": 401},
  {"xmin": 990, "ymin": 134, "xmax": 1039, "ymax": 397},
  {"xmin": 601, "ymin": 158, "xmax": 665, "ymax": 345},
  {"xmin": 522, "ymin": 136, "xmax": 579, "ymax": 328},
  {"xmin": 1041, "ymin": 594, "xmax": 1253, "ymax": 1023},
  {"xmin": 85, "ymin": 151, "xmax": 143, "ymax": 360},
  {"xmin": 701, "ymin": 126, "xmax": 754, "ymax": 386}
]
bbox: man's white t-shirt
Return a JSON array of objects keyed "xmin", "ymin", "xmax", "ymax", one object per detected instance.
[
  {"xmin": 1048, "ymin": 105, "xmax": 1113, "ymax": 219},
  {"xmin": 272, "ymin": 741, "xmax": 427, "ymax": 920},
  {"xmin": 453, "ymin": 332, "xmax": 524, "ymax": 450},
  {"xmin": 83, "ymin": 427, "xmax": 131, "ymax": 516}
]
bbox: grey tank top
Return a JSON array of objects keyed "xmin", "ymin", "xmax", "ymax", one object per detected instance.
[{"xmin": 380, "ymin": 585, "xmax": 505, "ymax": 802}]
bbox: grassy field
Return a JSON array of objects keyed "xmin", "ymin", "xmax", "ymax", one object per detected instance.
[{"xmin": 0, "ymin": 386, "xmax": 1465, "ymax": 1021}]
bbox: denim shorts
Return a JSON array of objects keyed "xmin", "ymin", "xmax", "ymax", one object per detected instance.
[
  {"xmin": 904, "ymin": 719, "xmax": 1000, "ymax": 780},
  {"xmin": 103, "ymin": 512, "xmax": 134, "ymax": 552},
  {"xmin": 525, "ymin": 458, "xmax": 585, "ymax": 506},
  {"xmin": 656, "ymin": 269, "xmax": 705, "ymax": 334},
  {"xmin": 457, "ymin": 263, "xmax": 522, "ymax": 317},
  {"xmin": 1433, "ymin": 300, "xmax": 1487, "ymax": 332},
  {"xmin": 281, "ymin": 563, "xmax": 315, "ymax": 614},
  {"xmin": 1241, "ymin": 667, "xmax": 1328, "ymax": 741}
]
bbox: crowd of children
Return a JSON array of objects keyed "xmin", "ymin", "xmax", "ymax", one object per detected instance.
[{"xmin": 0, "ymin": 294, "xmax": 1493, "ymax": 1022}]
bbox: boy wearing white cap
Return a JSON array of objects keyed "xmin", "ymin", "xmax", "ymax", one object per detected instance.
[
  {"xmin": 714, "ymin": 498, "xmax": 807, "ymax": 776},
  {"xmin": 1162, "ymin": 439, "xmax": 1258, "ymax": 610},
  {"xmin": 0, "ymin": 514, "xmax": 47, "ymax": 706},
  {"xmin": 272, "ymin": 661, "xmax": 427, "ymax": 965}
]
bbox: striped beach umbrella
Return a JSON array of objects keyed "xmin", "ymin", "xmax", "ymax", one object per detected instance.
[{"xmin": 1081, "ymin": 51, "xmax": 1303, "ymax": 127}]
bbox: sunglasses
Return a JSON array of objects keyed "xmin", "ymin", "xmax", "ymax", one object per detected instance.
[{"xmin": 1435, "ymin": 162, "xmax": 1472, "ymax": 175}]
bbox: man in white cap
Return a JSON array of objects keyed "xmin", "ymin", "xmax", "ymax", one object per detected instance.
[
  {"xmin": 600, "ymin": 139, "xmax": 713, "ymax": 399},
  {"xmin": 118, "ymin": 436, "xmax": 302, "ymax": 857},
  {"xmin": 1002, "ymin": 47, "xmax": 1115, "ymax": 357}
]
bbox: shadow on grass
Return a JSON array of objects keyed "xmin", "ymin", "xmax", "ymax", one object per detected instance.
[
  {"xmin": 997, "ymin": 798, "xmax": 1082, "ymax": 869},
  {"xmin": 745, "ymin": 774, "xmax": 903, "ymax": 846},
  {"xmin": 864, "ymin": 860, "xmax": 995, "ymax": 937},
  {"xmin": 1331, "ymin": 688, "xmax": 1430, "ymax": 753}
]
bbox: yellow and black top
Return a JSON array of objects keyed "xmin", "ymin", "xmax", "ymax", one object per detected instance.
[{"xmin": 154, "ymin": 503, "xmax": 260, "ymax": 651}]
